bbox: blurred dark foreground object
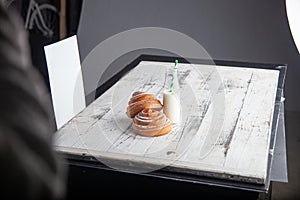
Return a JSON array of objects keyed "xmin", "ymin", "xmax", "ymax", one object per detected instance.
[{"xmin": 0, "ymin": 2, "xmax": 66, "ymax": 200}]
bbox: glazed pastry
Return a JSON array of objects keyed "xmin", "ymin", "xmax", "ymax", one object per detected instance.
[
  {"xmin": 126, "ymin": 91, "xmax": 163, "ymax": 118},
  {"xmin": 132, "ymin": 108, "xmax": 172, "ymax": 137}
]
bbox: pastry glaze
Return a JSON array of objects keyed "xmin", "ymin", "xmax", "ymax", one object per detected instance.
[
  {"xmin": 126, "ymin": 91, "xmax": 163, "ymax": 118},
  {"xmin": 132, "ymin": 108, "xmax": 172, "ymax": 137}
]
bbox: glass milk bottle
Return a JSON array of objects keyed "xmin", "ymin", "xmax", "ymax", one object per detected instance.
[{"xmin": 163, "ymin": 60, "xmax": 181, "ymax": 124}]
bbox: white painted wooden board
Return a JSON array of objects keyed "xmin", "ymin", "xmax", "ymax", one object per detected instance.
[{"xmin": 54, "ymin": 61, "xmax": 280, "ymax": 184}]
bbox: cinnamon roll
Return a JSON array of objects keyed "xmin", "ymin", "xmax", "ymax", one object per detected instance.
[
  {"xmin": 132, "ymin": 108, "xmax": 172, "ymax": 137},
  {"xmin": 126, "ymin": 91, "xmax": 163, "ymax": 118}
]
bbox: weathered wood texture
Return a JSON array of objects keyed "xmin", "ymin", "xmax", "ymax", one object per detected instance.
[{"xmin": 54, "ymin": 61, "xmax": 279, "ymax": 184}]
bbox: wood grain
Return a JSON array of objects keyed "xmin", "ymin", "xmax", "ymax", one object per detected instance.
[{"xmin": 54, "ymin": 61, "xmax": 279, "ymax": 184}]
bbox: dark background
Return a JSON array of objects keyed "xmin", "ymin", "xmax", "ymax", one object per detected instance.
[
  {"xmin": 10, "ymin": 0, "xmax": 300, "ymax": 112},
  {"xmin": 77, "ymin": 0, "xmax": 300, "ymax": 112},
  {"xmin": 8, "ymin": 0, "xmax": 82, "ymax": 90}
]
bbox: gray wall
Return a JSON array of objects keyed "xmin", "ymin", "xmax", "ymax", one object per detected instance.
[{"xmin": 77, "ymin": 0, "xmax": 300, "ymax": 111}]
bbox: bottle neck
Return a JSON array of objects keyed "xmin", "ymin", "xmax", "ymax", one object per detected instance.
[{"xmin": 169, "ymin": 68, "xmax": 180, "ymax": 94}]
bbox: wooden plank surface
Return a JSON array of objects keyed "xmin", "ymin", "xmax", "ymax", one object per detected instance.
[{"xmin": 54, "ymin": 61, "xmax": 279, "ymax": 184}]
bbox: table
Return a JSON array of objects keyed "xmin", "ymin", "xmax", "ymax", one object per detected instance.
[{"xmin": 55, "ymin": 55, "xmax": 286, "ymax": 196}]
